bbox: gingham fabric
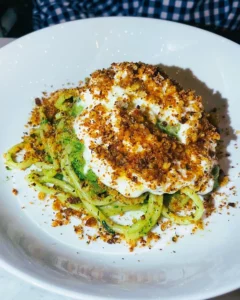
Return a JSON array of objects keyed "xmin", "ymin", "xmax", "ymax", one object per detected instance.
[{"xmin": 33, "ymin": 0, "xmax": 240, "ymax": 31}]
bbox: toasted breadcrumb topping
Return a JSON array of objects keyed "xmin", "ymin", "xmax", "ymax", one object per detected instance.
[{"xmin": 76, "ymin": 62, "xmax": 220, "ymax": 195}]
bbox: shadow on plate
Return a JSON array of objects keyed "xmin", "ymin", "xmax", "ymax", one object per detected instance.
[{"xmin": 156, "ymin": 64, "xmax": 237, "ymax": 176}]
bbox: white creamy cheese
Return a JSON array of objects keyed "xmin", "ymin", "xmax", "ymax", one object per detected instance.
[{"xmin": 74, "ymin": 70, "xmax": 215, "ymax": 197}]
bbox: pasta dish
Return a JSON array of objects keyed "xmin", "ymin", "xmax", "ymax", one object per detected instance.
[{"xmin": 4, "ymin": 62, "xmax": 220, "ymax": 246}]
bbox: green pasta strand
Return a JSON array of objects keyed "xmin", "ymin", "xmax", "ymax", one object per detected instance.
[
  {"xmin": 40, "ymin": 175, "xmax": 77, "ymax": 197},
  {"xmin": 100, "ymin": 203, "xmax": 147, "ymax": 217},
  {"xmin": 4, "ymin": 143, "xmax": 36, "ymax": 170},
  {"xmin": 162, "ymin": 187, "xmax": 204, "ymax": 225},
  {"xmin": 125, "ymin": 194, "xmax": 163, "ymax": 241},
  {"xmin": 39, "ymin": 127, "xmax": 59, "ymax": 169},
  {"xmin": 26, "ymin": 172, "xmax": 59, "ymax": 195},
  {"xmin": 57, "ymin": 193, "xmax": 84, "ymax": 210},
  {"xmin": 164, "ymin": 192, "xmax": 190, "ymax": 212}
]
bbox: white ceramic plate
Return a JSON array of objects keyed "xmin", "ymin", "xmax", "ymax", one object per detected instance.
[{"xmin": 0, "ymin": 17, "xmax": 240, "ymax": 300}]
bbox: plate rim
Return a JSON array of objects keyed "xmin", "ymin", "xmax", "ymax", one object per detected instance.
[
  {"xmin": 1, "ymin": 255, "xmax": 240, "ymax": 300},
  {"xmin": 0, "ymin": 16, "xmax": 239, "ymax": 55}
]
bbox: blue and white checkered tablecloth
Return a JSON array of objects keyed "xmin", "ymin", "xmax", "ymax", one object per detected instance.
[{"xmin": 33, "ymin": 0, "xmax": 240, "ymax": 30}]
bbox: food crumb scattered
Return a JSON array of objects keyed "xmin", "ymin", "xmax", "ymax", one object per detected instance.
[
  {"xmin": 219, "ymin": 176, "xmax": 229, "ymax": 187},
  {"xmin": 160, "ymin": 220, "xmax": 172, "ymax": 231},
  {"xmin": 85, "ymin": 217, "xmax": 97, "ymax": 227},
  {"xmin": 172, "ymin": 235, "xmax": 179, "ymax": 243},
  {"xmin": 74, "ymin": 225, "xmax": 84, "ymax": 239},
  {"xmin": 12, "ymin": 188, "xmax": 18, "ymax": 196},
  {"xmin": 38, "ymin": 192, "xmax": 46, "ymax": 200}
]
